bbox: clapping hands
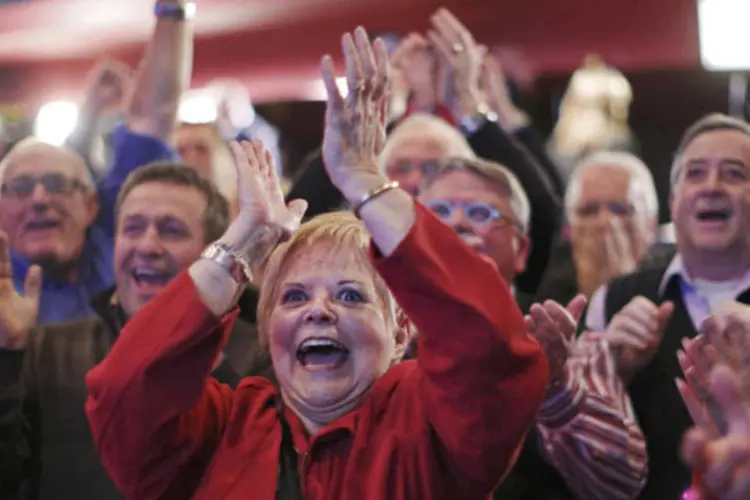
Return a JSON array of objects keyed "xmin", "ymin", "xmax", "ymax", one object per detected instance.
[{"xmin": 525, "ymin": 295, "xmax": 587, "ymax": 383}]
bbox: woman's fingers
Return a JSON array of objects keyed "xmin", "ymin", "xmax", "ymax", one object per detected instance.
[
  {"xmin": 354, "ymin": 27, "xmax": 377, "ymax": 98},
  {"xmin": 342, "ymin": 32, "xmax": 363, "ymax": 107}
]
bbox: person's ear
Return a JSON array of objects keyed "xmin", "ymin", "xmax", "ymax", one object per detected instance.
[{"xmin": 391, "ymin": 307, "xmax": 414, "ymax": 362}]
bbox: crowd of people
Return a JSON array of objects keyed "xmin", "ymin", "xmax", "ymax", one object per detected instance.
[{"xmin": 0, "ymin": 1, "xmax": 749, "ymax": 499}]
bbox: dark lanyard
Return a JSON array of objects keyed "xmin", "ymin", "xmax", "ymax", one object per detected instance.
[{"xmin": 276, "ymin": 408, "xmax": 304, "ymax": 500}]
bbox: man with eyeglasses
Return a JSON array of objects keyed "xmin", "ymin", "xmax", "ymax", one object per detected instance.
[
  {"xmin": 0, "ymin": 140, "xmax": 114, "ymax": 326},
  {"xmin": 565, "ymin": 152, "xmax": 660, "ymax": 297},
  {"xmin": 535, "ymin": 152, "xmax": 662, "ymax": 309},
  {"xmin": 419, "ymin": 156, "xmax": 647, "ymax": 500},
  {"xmin": 583, "ymin": 114, "xmax": 750, "ymax": 499},
  {"xmin": 0, "ymin": 0, "xmax": 193, "ymax": 326}
]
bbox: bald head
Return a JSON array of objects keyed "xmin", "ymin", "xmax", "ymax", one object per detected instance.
[
  {"xmin": 0, "ymin": 137, "xmax": 98, "ymax": 272},
  {"xmin": 0, "ymin": 138, "xmax": 93, "ymax": 188}
]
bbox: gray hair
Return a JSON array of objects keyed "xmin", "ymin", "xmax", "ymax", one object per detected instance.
[
  {"xmin": 0, "ymin": 137, "xmax": 94, "ymax": 189},
  {"xmin": 565, "ymin": 151, "xmax": 659, "ymax": 221},
  {"xmin": 379, "ymin": 113, "xmax": 475, "ymax": 172},
  {"xmin": 670, "ymin": 113, "xmax": 750, "ymax": 186},
  {"xmin": 423, "ymin": 157, "xmax": 531, "ymax": 235}
]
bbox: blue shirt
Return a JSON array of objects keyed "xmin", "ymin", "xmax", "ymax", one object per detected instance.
[{"xmin": 12, "ymin": 124, "xmax": 177, "ymax": 325}]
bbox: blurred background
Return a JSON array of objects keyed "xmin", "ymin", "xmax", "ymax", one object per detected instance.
[{"xmin": 0, "ymin": 0, "xmax": 746, "ymax": 224}]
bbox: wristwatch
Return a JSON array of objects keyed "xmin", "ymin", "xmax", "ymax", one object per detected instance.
[
  {"xmin": 155, "ymin": 1, "xmax": 196, "ymax": 20},
  {"xmin": 200, "ymin": 242, "xmax": 253, "ymax": 285},
  {"xmin": 458, "ymin": 102, "xmax": 498, "ymax": 135}
]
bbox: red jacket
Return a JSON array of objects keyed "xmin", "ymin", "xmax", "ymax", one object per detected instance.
[{"xmin": 85, "ymin": 203, "xmax": 549, "ymax": 499}]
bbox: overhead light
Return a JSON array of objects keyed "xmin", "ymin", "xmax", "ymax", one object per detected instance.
[
  {"xmin": 697, "ymin": 0, "xmax": 750, "ymax": 70},
  {"xmin": 34, "ymin": 100, "xmax": 79, "ymax": 146},
  {"xmin": 178, "ymin": 91, "xmax": 218, "ymax": 124}
]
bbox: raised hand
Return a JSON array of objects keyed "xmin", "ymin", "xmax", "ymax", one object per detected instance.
[
  {"xmin": 220, "ymin": 139, "xmax": 307, "ymax": 263},
  {"xmin": 682, "ymin": 365, "xmax": 750, "ymax": 500},
  {"xmin": 320, "ymin": 26, "xmax": 391, "ymax": 205},
  {"xmin": 478, "ymin": 53, "xmax": 528, "ymax": 130},
  {"xmin": 525, "ymin": 295, "xmax": 587, "ymax": 383},
  {"xmin": 605, "ymin": 296, "xmax": 673, "ymax": 383},
  {"xmin": 83, "ymin": 58, "xmax": 134, "ymax": 111},
  {"xmin": 389, "ymin": 33, "xmax": 437, "ymax": 118},
  {"xmin": 427, "ymin": 8, "xmax": 486, "ymax": 119},
  {"xmin": 0, "ymin": 230, "xmax": 41, "ymax": 348}
]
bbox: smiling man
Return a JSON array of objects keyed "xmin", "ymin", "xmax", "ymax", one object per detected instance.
[
  {"xmin": 585, "ymin": 113, "xmax": 750, "ymax": 500},
  {"xmin": 0, "ymin": 0, "xmax": 193, "ymax": 326},
  {"xmin": 0, "ymin": 163, "xmax": 271, "ymax": 500}
]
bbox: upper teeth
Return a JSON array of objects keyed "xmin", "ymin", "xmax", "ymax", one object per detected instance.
[
  {"xmin": 134, "ymin": 269, "xmax": 161, "ymax": 277},
  {"xmin": 299, "ymin": 338, "xmax": 345, "ymax": 350}
]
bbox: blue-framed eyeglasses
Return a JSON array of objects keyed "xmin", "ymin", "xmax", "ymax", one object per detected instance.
[{"xmin": 426, "ymin": 199, "xmax": 520, "ymax": 230}]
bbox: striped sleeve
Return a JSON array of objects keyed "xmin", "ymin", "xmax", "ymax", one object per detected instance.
[{"xmin": 536, "ymin": 332, "xmax": 648, "ymax": 500}]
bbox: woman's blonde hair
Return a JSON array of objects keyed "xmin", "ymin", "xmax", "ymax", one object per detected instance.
[{"xmin": 256, "ymin": 211, "xmax": 400, "ymax": 346}]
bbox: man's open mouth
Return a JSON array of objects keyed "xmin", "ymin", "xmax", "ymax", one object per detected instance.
[
  {"xmin": 131, "ymin": 268, "xmax": 172, "ymax": 286},
  {"xmin": 695, "ymin": 207, "xmax": 733, "ymax": 222},
  {"xmin": 25, "ymin": 220, "xmax": 60, "ymax": 231}
]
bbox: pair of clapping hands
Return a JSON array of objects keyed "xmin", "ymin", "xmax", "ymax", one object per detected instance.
[
  {"xmin": 676, "ymin": 304, "xmax": 750, "ymax": 500},
  {"xmin": 524, "ymin": 293, "xmax": 671, "ymax": 390},
  {"xmin": 390, "ymin": 8, "xmax": 523, "ymax": 127}
]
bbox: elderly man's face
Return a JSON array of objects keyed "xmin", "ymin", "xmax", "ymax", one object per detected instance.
[
  {"xmin": 0, "ymin": 145, "xmax": 98, "ymax": 268},
  {"xmin": 670, "ymin": 130, "xmax": 750, "ymax": 256},
  {"xmin": 572, "ymin": 166, "xmax": 633, "ymax": 227},
  {"xmin": 114, "ymin": 181, "xmax": 208, "ymax": 317},
  {"xmin": 420, "ymin": 169, "xmax": 529, "ymax": 284},
  {"xmin": 383, "ymin": 137, "xmax": 454, "ymax": 196}
]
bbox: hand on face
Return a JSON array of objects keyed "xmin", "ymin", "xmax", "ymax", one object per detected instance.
[
  {"xmin": 682, "ymin": 364, "xmax": 750, "ymax": 500},
  {"xmin": 221, "ymin": 139, "xmax": 307, "ymax": 257},
  {"xmin": 525, "ymin": 295, "xmax": 587, "ymax": 382},
  {"xmin": 572, "ymin": 215, "xmax": 641, "ymax": 296},
  {"xmin": 606, "ymin": 296, "xmax": 673, "ymax": 383},
  {"xmin": 0, "ymin": 230, "xmax": 41, "ymax": 348},
  {"xmin": 320, "ymin": 27, "xmax": 391, "ymax": 205}
]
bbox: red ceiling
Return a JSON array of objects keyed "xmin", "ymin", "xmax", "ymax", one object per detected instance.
[{"xmin": 0, "ymin": 0, "xmax": 702, "ymax": 107}]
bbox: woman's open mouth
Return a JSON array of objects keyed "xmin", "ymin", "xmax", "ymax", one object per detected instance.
[{"xmin": 296, "ymin": 337, "xmax": 350, "ymax": 371}]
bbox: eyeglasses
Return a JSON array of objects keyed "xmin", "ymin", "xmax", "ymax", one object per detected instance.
[
  {"xmin": 426, "ymin": 199, "xmax": 519, "ymax": 229},
  {"xmin": 0, "ymin": 173, "xmax": 88, "ymax": 199},
  {"xmin": 386, "ymin": 159, "xmax": 441, "ymax": 178},
  {"xmin": 575, "ymin": 201, "xmax": 634, "ymax": 218}
]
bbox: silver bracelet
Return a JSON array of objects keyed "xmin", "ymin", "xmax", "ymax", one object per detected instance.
[
  {"xmin": 352, "ymin": 181, "xmax": 400, "ymax": 217},
  {"xmin": 200, "ymin": 242, "xmax": 253, "ymax": 285}
]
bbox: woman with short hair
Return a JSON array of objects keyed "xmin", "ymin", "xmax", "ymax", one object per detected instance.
[{"xmin": 84, "ymin": 28, "xmax": 548, "ymax": 500}]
